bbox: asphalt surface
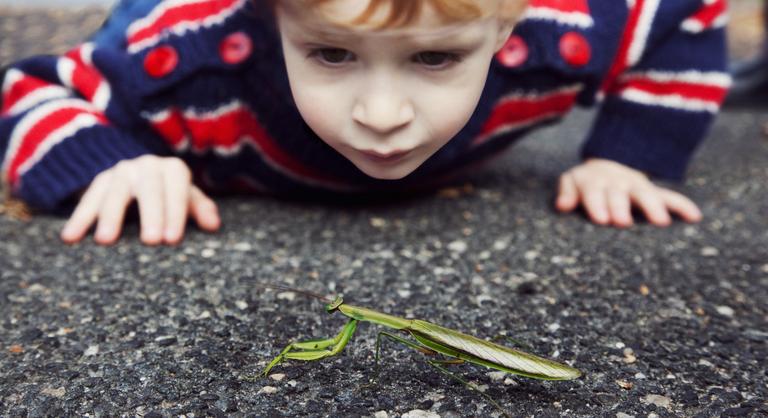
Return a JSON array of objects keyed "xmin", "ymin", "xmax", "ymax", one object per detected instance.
[{"xmin": 1, "ymin": 7, "xmax": 767, "ymax": 418}]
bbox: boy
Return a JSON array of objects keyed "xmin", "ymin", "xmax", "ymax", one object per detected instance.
[{"xmin": 0, "ymin": 0, "xmax": 730, "ymax": 246}]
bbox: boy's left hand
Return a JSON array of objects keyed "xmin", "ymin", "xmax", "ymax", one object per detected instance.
[{"xmin": 555, "ymin": 158, "xmax": 702, "ymax": 228}]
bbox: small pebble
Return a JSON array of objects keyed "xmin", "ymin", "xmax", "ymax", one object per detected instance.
[
  {"xmin": 155, "ymin": 336, "xmax": 177, "ymax": 347},
  {"xmin": 370, "ymin": 217, "xmax": 387, "ymax": 228},
  {"xmin": 641, "ymin": 394, "xmax": 672, "ymax": 409},
  {"xmin": 277, "ymin": 292, "xmax": 296, "ymax": 301},
  {"xmin": 41, "ymin": 387, "xmax": 66, "ymax": 398},
  {"xmin": 233, "ymin": 242, "xmax": 252, "ymax": 252},
  {"xmin": 201, "ymin": 248, "xmax": 216, "ymax": 258},
  {"xmin": 715, "ymin": 305, "xmax": 735, "ymax": 317},
  {"xmin": 437, "ymin": 187, "xmax": 461, "ymax": 199},
  {"xmin": 623, "ymin": 348, "xmax": 637, "ymax": 364},
  {"xmin": 487, "ymin": 371, "xmax": 506, "ymax": 381},
  {"xmin": 639, "ymin": 284, "xmax": 650, "ymax": 296},
  {"xmin": 374, "ymin": 412, "xmax": 389, "ymax": 418},
  {"xmin": 447, "ymin": 240, "xmax": 467, "ymax": 253},
  {"xmin": 8, "ymin": 345, "xmax": 23, "ymax": 354},
  {"xmin": 616, "ymin": 380, "xmax": 633, "ymax": 390},
  {"xmin": 269, "ymin": 373, "xmax": 285, "ymax": 382},
  {"xmin": 402, "ymin": 409, "xmax": 440, "ymax": 418},
  {"xmin": 84, "ymin": 345, "xmax": 99, "ymax": 356},
  {"xmin": 259, "ymin": 386, "xmax": 278, "ymax": 394},
  {"xmin": 701, "ymin": 247, "xmax": 719, "ymax": 257}
]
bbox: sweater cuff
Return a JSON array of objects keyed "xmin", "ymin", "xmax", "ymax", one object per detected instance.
[
  {"xmin": 16, "ymin": 126, "xmax": 149, "ymax": 211},
  {"xmin": 581, "ymin": 99, "xmax": 713, "ymax": 181}
]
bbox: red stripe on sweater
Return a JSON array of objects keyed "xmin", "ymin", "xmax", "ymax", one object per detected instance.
[
  {"xmin": 148, "ymin": 110, "xmax": 187, "ymax": 149},
  {"xmin": 1, "ymin": 74, "xmax": 52, "ymax": 115},
  {"xmin": 688, "ymin": 0, "xmax": 727, "ymax": 28},
  {"xmin": 601, "ymin": 0, "xmax": 644, "ymax": 93},
  {"xmin": 127, "ymin": 0, "xmax": 241, "ymax": 49},
  {"xmin": 480, "ymin": 90, "xmax": 579, "ymax": 137},
  {"xmin": 8, "ymin": 107, "xmax": 107, "ymax": 184},
  {"xmin": 529, "ymin": 0, "xmax": 589, "ymax": 14},
  {"xmin": 64, "ymin": 47, "xmax": 103, "ymax": 103},
  {"xmin": 611, "ymin": 79, "xmax": 728, "ymax": 103},
  {"xmin": 147, "ymin": 104, "xmax": 343, "ymax": 186}
]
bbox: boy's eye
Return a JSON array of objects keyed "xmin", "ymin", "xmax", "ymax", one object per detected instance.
[
  {"xmin": 311, "ymin": 48, "xmax": 355, "ymax": 65},
  {"xmin": 413, "ymin": 51, "xmax": 461, "ymax": 69}
]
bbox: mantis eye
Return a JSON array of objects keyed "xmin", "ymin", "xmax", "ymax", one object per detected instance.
[{"xmin": 326, "ymin": 296, "xmax": 344, "ymax": 312}]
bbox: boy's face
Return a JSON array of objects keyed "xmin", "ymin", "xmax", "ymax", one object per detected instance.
[{"xmin": 276, "ymin": 0, "xmax": 516, "ymax": 179}]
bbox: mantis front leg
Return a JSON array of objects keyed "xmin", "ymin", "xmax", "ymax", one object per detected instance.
[{"xmin": 262, "ymin": 318, "xmax": 359, "ymax": 376}]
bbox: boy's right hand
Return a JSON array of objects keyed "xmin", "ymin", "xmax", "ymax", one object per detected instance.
[{"xmin": 60, "ymin": 155, "xmax": 221, "ymax": 246}]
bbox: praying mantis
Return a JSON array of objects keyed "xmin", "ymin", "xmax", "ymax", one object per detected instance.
[{"xmin": 261, "ymin": 289, "xmax": 581, "ymax": 417}]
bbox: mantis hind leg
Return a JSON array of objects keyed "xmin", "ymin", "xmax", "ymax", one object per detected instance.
[
  {"xmin": 261, "ymin": 318, "xmax": 359, "ymax": 376},
  {"xmin": 426, "ymin": 360, "xmax": 512, "ymax": 418},
  {"xmin": 369, "ymin": 332, "xmax": 511, "ymax": 418},
  {"xmin": 372, "ymin": 331, "xmax": 437, "ymax": 383}
]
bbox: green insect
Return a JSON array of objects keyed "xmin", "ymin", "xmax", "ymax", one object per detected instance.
[{"xmin": 262, "ymin": 290, "xmax": 581, "ymax": 417}]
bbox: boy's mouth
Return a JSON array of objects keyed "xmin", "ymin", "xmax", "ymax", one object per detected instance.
[{"xmin": 357, "ymin": 148, "xmax": 412, "ymax": 164}]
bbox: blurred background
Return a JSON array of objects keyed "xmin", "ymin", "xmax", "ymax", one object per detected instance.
[{"xmin": 0, "ymin": 0, "xmax": 765, "ymax": 66}]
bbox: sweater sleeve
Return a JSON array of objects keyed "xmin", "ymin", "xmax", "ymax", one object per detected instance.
[
  {"xmin": 582, "ymin": 0, "xmax": 730, "ymax": 181},
  {"xmin": 0, "ymin": 43, "xmax": 151, "ymax": 211}
]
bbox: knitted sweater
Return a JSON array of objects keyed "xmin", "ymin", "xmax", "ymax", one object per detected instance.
[{"xmin": 0, "ymin": 0, "xmax": 730, "ymax": 210}]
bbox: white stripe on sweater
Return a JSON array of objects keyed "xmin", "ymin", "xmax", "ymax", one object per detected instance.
[
  {"xmin": 520, "ymin": 7, "xmax": 594, "ymax": 28},
  {"xmin": 627, "ymin": 0, "xmax": 661, "ymax": 67},
  {"xmin": 620, "ymin": 88, "xmax": 720, "ymax": 113}
]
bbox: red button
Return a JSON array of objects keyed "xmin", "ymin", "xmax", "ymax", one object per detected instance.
[
  {"xmin": 144, "ymin": 45, "xmax": 179, "ymax": 78},
  {"xmin": 559, "ymin": 32, "xmax": 591, "ymax": 67},
  {"xmin": 220, "ymin": 32, "xmax": 253, "ymax": 65},
  {"xmin": 496, "ymin": 35, "xmax": 529, "ymax": 68}
]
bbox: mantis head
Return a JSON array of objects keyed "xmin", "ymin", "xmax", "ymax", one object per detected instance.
[{"xmin": 326, "ymin": 296, "xmax": 344, "ymax": 313}]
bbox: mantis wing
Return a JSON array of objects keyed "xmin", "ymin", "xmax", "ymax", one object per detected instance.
[{"xmin": 408, "ymin": 320, "xmax": 581, "ymax": 380}]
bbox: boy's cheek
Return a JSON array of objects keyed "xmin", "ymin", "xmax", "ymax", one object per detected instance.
[{"xmin": 291, "ymin": 88, "xmax": 342, "ymax": 142}]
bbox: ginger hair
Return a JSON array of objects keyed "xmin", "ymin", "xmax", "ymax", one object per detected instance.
[{"xmin": 274, "ymin": 0, "xmax": 527, "ymax": 29}]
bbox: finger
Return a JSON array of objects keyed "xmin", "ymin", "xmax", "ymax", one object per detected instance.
[
  {"xmin": 94, "ymin": 177, "xmax": 133, "ymax": 245},
  {"xmin": 61, "ymin": 173, "xmax": 111, "ymax": 243},
  {"xmin": 190, "ymin": 186, "xmax": 221, "ymax": 232},
  {"xmin": 581, "ymin": 186, "xmax": 610, "ymax": 225},
  {"xmin": 631, "ymin": 187, "xmax": 672, "ymax": 227},
  {"xmin": 162, "ymin": 160, "xmax": 191, "ymax": 244},
  {"xmin": 135, "ymin": 168, "xmax": 165, "ymax": 245},
  {"xmin": 556, "ymin": 173, "xmax": 579, "ymax": 212},
  {"xmin": 607, "ymin": 188, "xmax": 633, "ymax": 228},
  {"xmin": 659, "ymin": 189, "xmax": 702, "ymax": 223}
]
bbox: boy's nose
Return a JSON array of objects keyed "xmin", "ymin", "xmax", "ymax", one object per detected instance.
[{"xmin": 352, "ymin": 93, "xmax": 415, "ymax": 135}]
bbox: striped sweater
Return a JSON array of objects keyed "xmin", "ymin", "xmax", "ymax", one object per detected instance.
[{"xmin": 0, "ymin": 0, "xmax": 730, "ymax": 210}]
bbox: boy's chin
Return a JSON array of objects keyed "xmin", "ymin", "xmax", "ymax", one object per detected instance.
[{"xmin": 354, "ymin": 162, "xmax": 417, "ymax": 181}]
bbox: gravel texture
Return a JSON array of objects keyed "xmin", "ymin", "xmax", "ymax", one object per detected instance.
[{"xmin": 1, "ymin": 6, "xmax": 768, "ymax": 418}]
